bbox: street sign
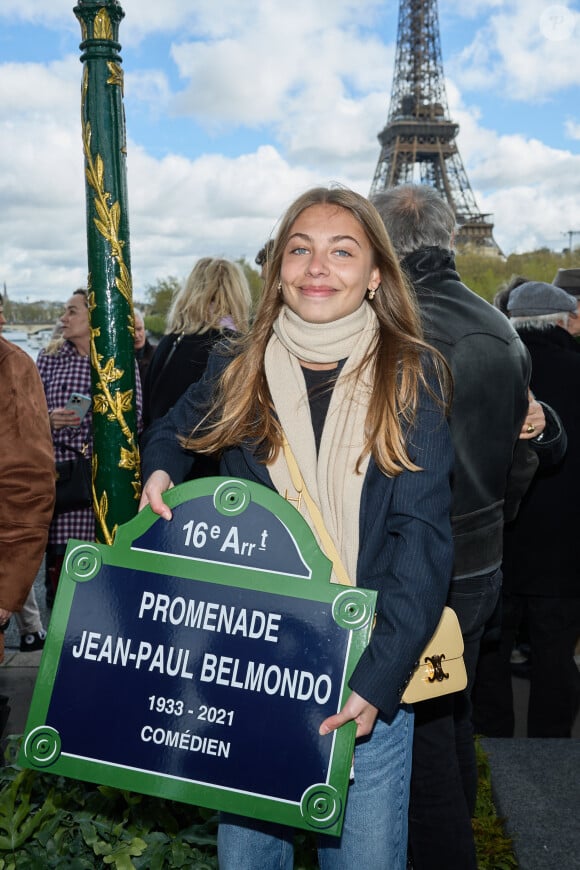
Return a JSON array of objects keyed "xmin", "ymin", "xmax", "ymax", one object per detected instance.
[{"xmin": 20, "ymin": 478, "xmax": 376, "ymax": 836}]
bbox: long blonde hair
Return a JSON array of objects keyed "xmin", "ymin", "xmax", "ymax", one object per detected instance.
[
  {"xmin": 185, "ymin": 187, "xmax": 449, "ymax": 476},
  {"xmin": 166, "ymin": 258, "xmax": 251, "ymax": 335}
]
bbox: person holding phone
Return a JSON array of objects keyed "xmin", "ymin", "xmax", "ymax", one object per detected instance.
[
  {"xmin": 37, "ymin": 289, "xmax": 143, "ymax": 604},
  {"xmin": 140, "ymin": 187, "xmax": 454, "ymax": 869},
  {"xmin": 64, "ymin": 392, "xmax": 92, "ymax": 423}
]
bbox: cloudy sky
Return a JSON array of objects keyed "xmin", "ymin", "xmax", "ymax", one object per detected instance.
[{"xmin": 1, "ymin": 0, "xmax": 579, "ymax": 303}]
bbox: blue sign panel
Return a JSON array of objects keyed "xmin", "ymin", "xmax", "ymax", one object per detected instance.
[
  {"xmin": 20, "ymin": 478, "xmax": 376, "ymax": 836},
  {"xmin": 132, "ymin": 480, "xmax": 313, "ymax": 578}
]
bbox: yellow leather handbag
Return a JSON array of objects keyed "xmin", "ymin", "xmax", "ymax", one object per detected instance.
[{"xmin": 401, "ymin": 606, "xmax": 467, "ymax": 704}]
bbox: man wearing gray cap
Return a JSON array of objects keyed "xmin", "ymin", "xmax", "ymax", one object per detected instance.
[
  {"xmin": 474, "ymin": 281, "xmax": 580, "ymax": 738},
  {"xmin": 508, "ymin": 279, "xmax": 578, "ymax": 318}
]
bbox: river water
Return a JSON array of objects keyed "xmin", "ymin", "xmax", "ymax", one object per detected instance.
[{"xmin": 2, "ymin": 329, "xmax": 51, "ymax": 360}]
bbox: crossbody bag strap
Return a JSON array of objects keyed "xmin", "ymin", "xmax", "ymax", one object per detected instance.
[
  {"xmin": 152, "ymin": 332, "xmax": 185, "ymax": 391},
  {"xmin": 281, "ymin": 435, "xmax": 353, "ymax": 587},
  {"xmin": 57, "ymin": 442, "xmax": 89, "ymax": 458},
  {"xmin": 162, "ymin": 331, "xmax": 185, "ymax": 371}
]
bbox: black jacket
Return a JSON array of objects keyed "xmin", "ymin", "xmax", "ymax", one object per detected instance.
[
  {"xmin": 503, "ymin": 325, "xmax": 580, "ymax": 595},
  {"xmin": 402, "ymin": 247, "xmax": 531, "ymax": 578},
  {"xmin": 142, "ymin": 329, "xmax": 230, "ymax": 427}
]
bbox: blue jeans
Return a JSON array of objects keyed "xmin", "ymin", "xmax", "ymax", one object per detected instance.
[{"xmin": 218, "ymin": 708, "xmax": 413, "ymax": 870}]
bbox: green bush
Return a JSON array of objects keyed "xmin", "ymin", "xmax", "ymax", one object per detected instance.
[
  {"xmin": 0, "ymin": 738, "xmax": 218, "ymax": 869},
  {"xmin": 455, "ymin": 249, "xmax": 580, "ymax": 304},
  {"xmin": 143, "ymin": 314, "xmax": 166, "ymax": 339}
]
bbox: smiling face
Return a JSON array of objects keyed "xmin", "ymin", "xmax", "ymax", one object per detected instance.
[{"xmin": 280, "ymin": 203, "xmax": 381, "ymax": 324}]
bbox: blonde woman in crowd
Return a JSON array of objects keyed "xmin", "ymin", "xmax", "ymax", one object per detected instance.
[{"xmin": 142, "ymin": 257, "xmax": 251, "ymax": 477}]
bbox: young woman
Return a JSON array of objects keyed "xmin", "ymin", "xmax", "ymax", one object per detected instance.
[
  {"xmin": 140, "ymin": 187, "xmax": 453, "ymax": 869},
  {"xmin": 36, "ymin": 290, "xmax": 95, "ymax": 601}
]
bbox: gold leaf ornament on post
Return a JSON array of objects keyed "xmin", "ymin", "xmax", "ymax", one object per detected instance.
[
  {"xmin": 94, "ymin": 8, "xmax": 113, "ymax": 41},
  {"xmin": 106, "ymin": 61, "xmax": 124, "ymax": 91}
]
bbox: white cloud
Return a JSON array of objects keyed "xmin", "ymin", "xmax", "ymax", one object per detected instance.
[
  {"xmin": 0, "ymin": 57, "xmax": 79, "ymax": 117},
  {"xmin": 565, "ymin": 118, "xmax": 580, "ymax": 140},
  {"xmin": 168, "ymin": 4, "xmax": 390, "ymax": 130},
  {"xmin": 450, "ymin": 0, "xmax": 580, "ymax": 99},
  {"xmin": 0, "ymin": 0, "xmax": 387, "ymax": 47},
  {"xmin": 0, "ymin": 0, "xmax": 75, "ymax": 25},
  {"xmin": 0, "ymin": 0, "xmax": 201, "ymax": 36},
  {"xmin": 472, "ymin": 134, "xmax": 579, "ymax": 189},
  {"xmin": 484, "ymin": 184, "xmax": 578, "ymax": 254},
  {"xmin": 125, "ymin": 69, "xmax": 172, "ymax": 118},
  {"xmin": 0, "ymin": 59, "xmax": 88, "ymax": 300},
  {"xmin": 441, "ymin": 0, "xmax": 505, "ymax": 16}
]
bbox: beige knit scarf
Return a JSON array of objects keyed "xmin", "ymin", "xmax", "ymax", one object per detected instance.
[{"xmin": 265, "ymin": 302, "xmax": 379, "ymax": 583}]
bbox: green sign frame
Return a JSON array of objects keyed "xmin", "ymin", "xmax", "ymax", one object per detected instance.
[{"xmin": 20, "ymin": 478, "xmax": 376, "ymax": 837}]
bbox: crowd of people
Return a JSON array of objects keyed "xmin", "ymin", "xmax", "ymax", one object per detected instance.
[{"xmin": 1, "ymin": 184, "xmax": 578, "ymax": 868}]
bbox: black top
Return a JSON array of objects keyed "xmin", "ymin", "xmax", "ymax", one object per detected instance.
[
  {"xmin": 301, "ymin": 365, "xmax": 339, "ymax": 454},
  {"xmin": 142, "ymin": 329, "xmax": 232, "ymax": 427}
]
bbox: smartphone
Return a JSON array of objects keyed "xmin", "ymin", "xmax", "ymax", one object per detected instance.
[{"xmin": 64, "ymin": 392, "xmax": 92, "ymax": 423}]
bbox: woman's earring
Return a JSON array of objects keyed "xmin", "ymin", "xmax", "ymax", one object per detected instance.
[
  {"xmin": 277, "ymin": 281, "xmax": 282, "ymax": 294},
  {"xmin": 367, "ymin": 285, "xmax": 377, "ymax": 301}
]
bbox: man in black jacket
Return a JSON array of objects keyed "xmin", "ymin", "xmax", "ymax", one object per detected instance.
[
  {"xmin": 373, "ymin": 184, "xmax": 534, "ymax": 869},
  {"xmin": 474, "ymin": 282, "xmax": 580, "ymax": 738}
]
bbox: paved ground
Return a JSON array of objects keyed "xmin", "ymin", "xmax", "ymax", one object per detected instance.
[
  {"xmin": 480, "ymin": 737, "xmax": 580, "ymax": 870},
  {"xmin": 1, "ymin": 568, "xmax": 48, "ymax": 738}
]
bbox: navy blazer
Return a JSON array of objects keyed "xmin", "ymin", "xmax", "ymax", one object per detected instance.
[{"xmin": 141, "ymin": 350, "xmax": 454, "ymax": 722}]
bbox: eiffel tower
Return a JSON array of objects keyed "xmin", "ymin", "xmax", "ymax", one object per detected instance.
[{"xmin": 370, "ymin": 0, "xmax": 501, "ymax": 254}]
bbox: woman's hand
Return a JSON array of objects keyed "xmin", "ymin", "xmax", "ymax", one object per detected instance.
[
  {"xmin": 139, "ymin": 470, "xmax": 174, "ymax": 520},
  {"xmin": 319, "ymin": 691, "xmax": 379, "ymax": 739},
  {"xmin": 49, "ymin": 407, "xmax": 81, "ymax": 430}
]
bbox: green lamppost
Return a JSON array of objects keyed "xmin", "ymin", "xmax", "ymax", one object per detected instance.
[{"xmin": 73, "ymin": 0, "xmax": 140, "ymax": 544}]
